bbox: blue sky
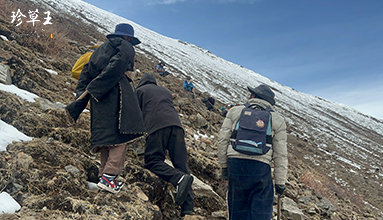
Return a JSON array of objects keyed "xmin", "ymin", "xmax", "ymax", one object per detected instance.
[{"xmin": 82, "ymin": 0, "xmax": 383, "ymax": 120}]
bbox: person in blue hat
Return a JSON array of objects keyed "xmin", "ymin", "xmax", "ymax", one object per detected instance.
[{"xmin": 65, "ymin": 23, "xmax": 145, "ymax": 194}]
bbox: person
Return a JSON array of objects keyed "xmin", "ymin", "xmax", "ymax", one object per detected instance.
[
  {"xmin": 136, "ymin": 73, "xmax": 194, "ymax": 217},
  {"xmin": 217, "ymin": 84, "xmax": 288, "ymax": 220},
  {"xmin": 183, "ymin": 76, "xmax": 194, "ymax": 92},
  {"xmin": 202, "ymin": 93, "xmax": 215, "ymax": 111},
  {"xmin": 221, "ymin": 103, "xmax": 234, "ymax": 117},
  {"xmin": 65, "ymin": 23, "xmax": 146, "ymax": 193},
  {"xmin": 71, "ymin": 44, "xmax": 101, "ymax": 80},
  {"xmin": 154, "ymin": 62, "xmax": 170, "ymax": 77}
]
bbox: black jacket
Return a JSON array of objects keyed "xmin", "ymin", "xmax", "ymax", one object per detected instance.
[
  {"xmin": 202, "ymin": 97, "xmax": 215, "ymax": 110},
  {"xmin": 136, "ymin": 73, "xmax": 183, "ymax": 135},
  {"xmin": 66, "ymin": 36, "xmax": 145, "ymax": 152}
]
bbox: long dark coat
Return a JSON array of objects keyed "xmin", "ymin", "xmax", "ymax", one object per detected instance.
[{"xmin": 66, "ymin": 36, "xmax": 145, "ymax": 153}]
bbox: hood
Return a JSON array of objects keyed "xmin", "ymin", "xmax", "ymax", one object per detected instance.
[
  {"xmin": 136, "ymin": 73, "xmax": 157, "ymax": 89},
  {"xmin": 248, "ymin": 98, "xmax": 273, "ymax": 110}
]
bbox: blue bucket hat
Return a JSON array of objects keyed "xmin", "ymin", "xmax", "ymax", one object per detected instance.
[
  {"xmin": 107, "ymin": 23, "xmax": 141, "ymax": 45},
  {"xmin": 247, "ymin": 84, "xmax": 275, "ymax": 105}
]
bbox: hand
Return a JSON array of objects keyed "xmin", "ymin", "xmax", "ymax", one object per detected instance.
[
  {"xmin": 275, "ymin": 184, "xmax": 286, "ymax": 195},
  {"xmin": 221, "ymin": 168, "xmax": 229, "ymax": 180}
]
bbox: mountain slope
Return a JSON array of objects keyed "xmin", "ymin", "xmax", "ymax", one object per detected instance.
[
  {"xmin": 1, "ymin": 0, "xmax": 382, "ymax": 219},
  {"xmin": 33, "ymin": 0, "xmax": 383, "ymax": 210}
]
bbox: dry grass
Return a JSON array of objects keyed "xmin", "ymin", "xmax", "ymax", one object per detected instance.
[
  {"xmin": 300, "ymin": 170, "xmax": 338, "ymax": 205},
  {"xmin": 0, "ymin": 214, "xmax": 19, "ymax": 220},
  {"xmin": 1, "ymin": 0, "xmax": 70, "ymax": 56},
  {"xmin": 299, "ymin": 169, "xmax": 369, "ymax": 211},
  {"xmin": 0, "ymin": 0, "xmax": 104, "ymax": 58}
]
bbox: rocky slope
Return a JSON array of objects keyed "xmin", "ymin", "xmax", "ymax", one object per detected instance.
[{"xmin": 1, "ymin": 0, "xmax": 382, "ymax": 219}]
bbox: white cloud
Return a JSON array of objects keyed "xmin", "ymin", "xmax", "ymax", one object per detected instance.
[
  {"xmin": 352, "ymin": 101, "xmax": 383, "ymax": 120},
  {"xmin": 311, "ymin": 81, "xmax": 383, "ymax": 120},
  {"xmin": 145, "ymin": 0, "xmax": 185, "ymax": 5}
]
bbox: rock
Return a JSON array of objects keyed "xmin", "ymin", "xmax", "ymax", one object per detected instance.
[
  {"xmin": 164, "ymin": 158, "xmax": 226, "ymax": 213},
  {"xmin": 0, "ymin": 63, "xmax": 12, "ymax": 85},
  {"xmin": 316, "ymin": 197, "xmax": 336, "ymax": 212},
  {"xmin": 183, "ymin": 214, "xmax": 206, "ymax": 220},
  {"xmin": 211, "ymin": 210, "xmax": 227, "ymax": 218},
  {"xmin": 16, "ymin": 152, "xmax": 33, "ymax": 169},
  {"xmin": 192, "ymin": 174, "xmax": 224, "ymax": 202},
  {"xmin": 87, "ymin": 182, "xmax": 98, "ymax": 190},
  {"xmin": 282, "ymin": 197, "xmax": 307, "ymax": 220},
  {"xmin": 307, "ymin": 206, "xmax": 317, "ymax": 215},
  {"xmin": 133, "ymin": 186, "xmax": 149, "ymax": 201},
  {"xmin": 65, "ymin": 165, "xmax": 80, "ymax": 175},
  {"xmin": 36, "ymin": 97, "xmax": 66, "ymax": 110}
]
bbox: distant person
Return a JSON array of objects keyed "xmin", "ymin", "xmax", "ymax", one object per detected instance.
[
  {"xmin": 183, "ymin": 76, "xmax": 194, "ymax": 92},
  {"xmin": 136, "ymin": 73, "xmax": 194, "ymax": 217},
  {"xmin": 202, "ymin": 93, "xmax": 215, "ymax": 111},
  {"xmin": 65, "ymin": 23, "xmax": 145, "ymax": 193},
  {"xmin": 71, "ymin": 44, "xmax": 101, "ymax": 80},
  {"xmin": 154, "ymin": 62, "xmax": 170, "ymax": 77},
  {"xmin": 221, "ymin": 103, "xmax": 234, "ymax": 117},
  {"xmin": 217, "ymin": 84, "xmax": 288, "ymax": 219}
]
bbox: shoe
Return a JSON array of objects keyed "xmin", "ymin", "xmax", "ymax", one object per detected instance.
[
  {"xmin": 63, "ymin": 108, "xmax": 75, "ymax": 126},
  {"xmin": 181, "ymin": 210, "xmax": 193, "ymax": 217},
  {"xmin": 175, "ymin": 174, "xmax": 193, "ymax": 205},
  {"xmin": 97, "ymin": 174, "xmax": 124, "ymax": 194}
]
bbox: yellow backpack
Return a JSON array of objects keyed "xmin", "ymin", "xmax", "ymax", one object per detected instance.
[{"xmin": 71, "ymin": 52, "xmax": 93, "ymax": 80}]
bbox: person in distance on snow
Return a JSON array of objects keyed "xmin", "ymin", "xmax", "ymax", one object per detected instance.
[
  {"xmin": 154, "ymin": 61, "xmax": 170, "ymax": 77},
  {"xmin": 183, "ymin": 76, "xmax": 194, "ymax": 92},
  {"xmin": 136, "ymin": 73, "xmax": 194, "ymax": 217},
  {"xmin": 65, "ymin": 23, "xmax": 145, "ymax": 194}
]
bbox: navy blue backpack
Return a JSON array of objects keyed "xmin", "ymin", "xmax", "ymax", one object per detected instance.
[{"xmin": 230, "ymin": 104, "xmax": 272, "ymax": 155}]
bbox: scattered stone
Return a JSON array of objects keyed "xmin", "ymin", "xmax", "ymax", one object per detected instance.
[
  {"xmin": 0, "ymin": 63, "xmax": 12, "ymax": 85},
  {"xmin": 65, "ymin": 165, "xmax": 80, "ymax": 175},
  {"xmin": 282, "ymin": 197, "xmax": 307, "ymax": 220},
  {"xmin": 211, "ymin": 210, "xmax": 227, "ymax": 218}
]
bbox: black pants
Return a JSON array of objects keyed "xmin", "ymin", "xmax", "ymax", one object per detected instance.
[{"xmin": 144, "ymin": 126, "xmax": 194, "ymax": 212}]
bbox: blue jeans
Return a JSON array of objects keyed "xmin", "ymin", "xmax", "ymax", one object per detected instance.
[{"xmin": 227, "ymin": 158, "xmax": 274, "ymax": 220}]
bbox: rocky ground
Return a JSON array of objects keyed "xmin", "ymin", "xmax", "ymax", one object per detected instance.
[{"xmin": 1, "ymin": 1, "xmax": 382, "ymax": 219}]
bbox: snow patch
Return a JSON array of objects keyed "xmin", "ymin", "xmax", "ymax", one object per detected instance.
[
  {"xmin": 0, "ymin": 120, "xmax": 33, "ymax": 152},
  {"xmin": 0, "ymin": 192, "xmax": 21, "ymax": 214},
  {"xmin": 0, "ymin": 83, "xmax": 39, "ymax": 102}
]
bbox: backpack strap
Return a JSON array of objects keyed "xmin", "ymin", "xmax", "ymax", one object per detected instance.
[{"xmin": 245, "ymin": 103, "xmax": 266, "ymax": 111}]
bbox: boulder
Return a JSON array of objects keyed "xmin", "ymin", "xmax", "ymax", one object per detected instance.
[{"xmin": 0, "ymin": 63, "xmax": 11, "ymax": 85}]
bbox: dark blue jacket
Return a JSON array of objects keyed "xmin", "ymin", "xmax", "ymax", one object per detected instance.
[{"xmin": 183, "ymin": 80, "xmax": 194, "ymax": 91}]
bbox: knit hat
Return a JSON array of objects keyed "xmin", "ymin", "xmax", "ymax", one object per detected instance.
[
  {"xmin": 106, "ymin": 23, "xmax": 141, "ymax": 45},
  {"xmin": 247, "ymin": 84, "xmax": 275, "ymax": 105}
]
